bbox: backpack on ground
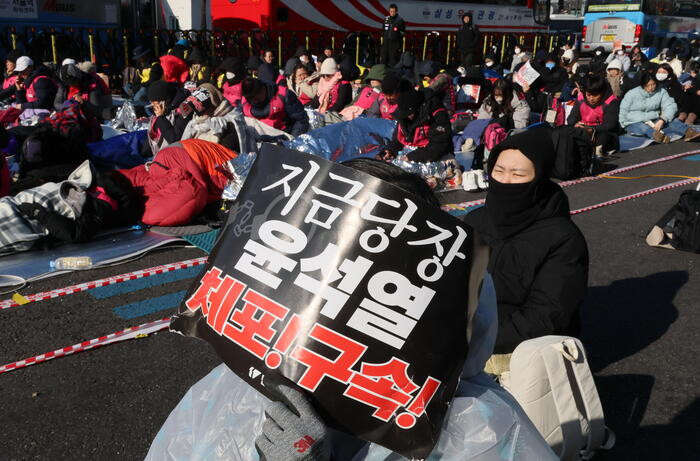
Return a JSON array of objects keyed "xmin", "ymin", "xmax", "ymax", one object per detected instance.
[
  {"xmin": 549, "ymin": 125, "xmax": 595, "ymax": 180},
  {"xmin": 501, "ymin": 336, "xmax": 614, "ymax": 460},
  {"xmin": 646, "ymin": 186, "xmax": 700, "ymax": 253}
]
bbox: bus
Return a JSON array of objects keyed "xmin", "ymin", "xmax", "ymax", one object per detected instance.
[
  {"xmin": 209, "ymin": 0, "xmax": 550, "ymax": 33},
  {"xmin": 580, "ymin": 0, "xmax": 700, "ymax": 53}
]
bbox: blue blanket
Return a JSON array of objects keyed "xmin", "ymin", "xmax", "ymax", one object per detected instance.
[{"xmin": 88, "ymin": 130, "xmax": 148, "ymax": 169}]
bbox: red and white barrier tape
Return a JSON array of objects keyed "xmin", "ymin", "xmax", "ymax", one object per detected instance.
[
  {"xmin": 570, "ymin": 177, "xmax": 700, "ymax": 215},
  {"xmin": 442, "ymin": 149, "xmax": 700, "ymax": 212},
  {"xmin": 0, "ymin": 257, "xmax": 208, "ymax": 310},
  {"xmin": 2, "ymin": 173, "xmax": 699, "ymax": 374},
  {"xmin": 0, "ymin": 318, "xmax": 171, "ymax": 375}
]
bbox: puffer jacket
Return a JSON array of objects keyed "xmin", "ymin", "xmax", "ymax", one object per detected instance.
[
  {"xmin": 619, "ymin": 86, "xmax": 678, "ymax": 128},
  {"xmin": 477, "ymin": 91, "xmax": 530, "ymax": 129},
  {"xmin": 118, "ymin": 139, "xmax": 237, "ymax": 226}
]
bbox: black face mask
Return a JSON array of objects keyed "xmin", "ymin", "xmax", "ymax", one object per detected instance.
[{"xmin": 485, "ymin": 177, "xmax": 541, "ymax": 239}]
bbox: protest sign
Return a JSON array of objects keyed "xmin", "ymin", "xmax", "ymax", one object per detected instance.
[
  {"xmin": 460, "ymin": 84, "xmax": 481, "ymax": 103},
  {"xmin": 513, "ymin": 60, "xmax": 540, "ymax": 88},
  {"xmin": 171, "ymin": 145, "xmax": 474, "ymax": 459}
]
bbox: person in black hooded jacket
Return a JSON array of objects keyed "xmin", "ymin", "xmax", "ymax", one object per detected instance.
[
  {"xmin": 380, "ymin": 88, "xmax": 452, "ymax": 163},
  {"xmin": 457, "ymin": 12, "xmax": 479, "ymax": 66},
  {"xmin": 462, "ymin": 128, "xmax": 588, "ymax": 373}
]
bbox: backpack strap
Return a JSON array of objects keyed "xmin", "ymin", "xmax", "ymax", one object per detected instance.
[
  {"xmin": 541, "ymin": 340, "xmax": 586, "ymax": 460},
  {"xmin": 544, "ymin": 338, "xmax": 606, "ymax": 459}
]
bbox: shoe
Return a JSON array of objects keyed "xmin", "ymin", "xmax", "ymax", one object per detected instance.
[
  {"xmin": 462, "ymin": 170, "xmax": 479, "ymax": 192},
  {"xmin": 475, "ymin": 169, "xmax": 489, "ymax": 190},
  {"xmin": 652, "ymin": 130, "xmax": 665, "ymax": 143},
  {"xmin": 595, "ymin": 145, "xmax": 604, "ymax": 158},
  {"xmin": 684, "ymin": 128, "xmax": 700, "ymax": 142},
  {"xmin": 461, "ymin": 138, "xmax": 475, "ymax": 153}
]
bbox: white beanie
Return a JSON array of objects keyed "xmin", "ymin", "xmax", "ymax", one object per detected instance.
[
  {"xmin": 319, "ymin": 57, "xmax": 338, "ymax": 76},
  {"xmin": 607, "ymin": 59, "xmax": 622, "ymax": 71},
  {"xmin": 61, "ymin": 58, "xmax": 76, "ymax": 66},
  {"xmin": 14, "ymin": 56, "xmax": 33, "ymax": 72}
]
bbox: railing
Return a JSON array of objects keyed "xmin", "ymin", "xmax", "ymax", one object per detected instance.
[{"xmin": 1, "ymin": 26, "xmax": 578, "ymax": 87}]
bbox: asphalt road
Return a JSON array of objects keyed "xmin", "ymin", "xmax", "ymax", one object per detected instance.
[{"xmin": 0, "ymin": 142, "xmax": 699, "ymax": 460}]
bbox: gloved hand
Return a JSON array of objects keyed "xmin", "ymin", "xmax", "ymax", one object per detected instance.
[
  {"xmin": 255, "ymin": 382, "xmax": 330, "ymax": 461},
  {"xmin": 17, "ymin": 202, "xmax": 49, "ymax": 222}
]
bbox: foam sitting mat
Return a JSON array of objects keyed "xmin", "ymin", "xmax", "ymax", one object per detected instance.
[
  {"xmin": 0, "ymin": 229, "xmax": 182, "ymax": 287},
  {"xmin": 181, "ymin": 229, "xmax": 220, "ymax": 254}
]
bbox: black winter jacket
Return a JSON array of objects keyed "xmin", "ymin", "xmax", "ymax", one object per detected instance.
[
  {"xmin": 383, "ymin": 14, "xmax": 405, "ymax": 43},
  {"xmin": 457, "ymin": 18, "xmax": 479, "ymax": 53},
  {"xmin": 463, "ymin": 190, "xmax": 589, "ymax": 354},
  {"xmin": 387, "ymin": 89, "xmax": 452, "ymax": 163}
]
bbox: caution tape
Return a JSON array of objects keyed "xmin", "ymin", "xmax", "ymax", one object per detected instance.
[
  {"xmin": 0, "ymin": 318, "xmax": 171, "ymax": 375},
  {"xmin": 441, "ymin": 149, "xmax": 700, "ymax": 212},
  {"xmin": 0, "ymin": 257, "xmax": 208, "ymax": 310},
  {"xmin": 570, "ymin": 177, "xmax": 700, "ymax": 215}
]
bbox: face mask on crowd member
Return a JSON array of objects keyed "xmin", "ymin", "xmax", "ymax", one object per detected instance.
[
  {"xmin": 485, "ymin": 59, "xmax": 494, "ymax": 68},
  {"xmin": 545, "ymin": 61, "xmax": 556, "ymax": 70},
  {"xmin": 485, "ymin": 128, "xmax": 563, "ymax": 238},
  {"xmin": 595, "ymin": 50, "xmax": 602, "ymax": 56},
  {"xmin": 656, "ymin": 68, "xmax": 669, "ymax": 81}
]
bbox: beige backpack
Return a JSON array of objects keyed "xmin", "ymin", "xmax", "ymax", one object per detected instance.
[{"xmin": 501, "ymin": 336, "xmax": 615, "ymax": 460}]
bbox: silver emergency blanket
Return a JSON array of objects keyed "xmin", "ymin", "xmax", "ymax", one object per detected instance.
[
  {"xmin": 146, "ymin": 275, "xmax": 557, "ymax": 461},
  {"xmin": 305, "ymin": 108, "xmax": 325, "ymax": 131},
  {"xmin": 110, "ymin": 101, "xmax": 149, "ymax": 132},
  {"xmin": 221, "ymin": 152, "xmax": 257, "ymax": 201},
  {"xmin": 392, "ymin": 156, "xmax": 462, "ymax": 190}
]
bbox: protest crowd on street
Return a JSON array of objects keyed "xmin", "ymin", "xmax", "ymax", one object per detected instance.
[{"xmin": 1, "ymin": 1, "xmax": 699, "ymax": 460}]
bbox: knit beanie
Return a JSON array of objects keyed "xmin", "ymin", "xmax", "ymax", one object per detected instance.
[
  {"xmin": 148, "ymin": 80, "xmax": 175, "ymax": 102},
  {"xmin": 320, "ymin": 58, "xmax": 339, "ymax": 76}
]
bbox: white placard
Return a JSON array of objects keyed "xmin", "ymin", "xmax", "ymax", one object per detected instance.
[{"xmin": 513, "ymin": 60, "xmax": 540, "ymax": 88}]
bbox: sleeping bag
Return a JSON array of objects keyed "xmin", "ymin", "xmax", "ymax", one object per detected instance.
[{"xmin": 118, "ymin": 139, "xmax": 237, "ymax": 226}]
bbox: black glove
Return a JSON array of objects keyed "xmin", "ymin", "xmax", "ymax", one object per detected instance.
[
  {"xmin": 255, "ymin": 382, "xmax": 330, "ymax": 461},
  {"xmin": 17, "ymin": 202, "xmax": 49, "ymax": 222}
]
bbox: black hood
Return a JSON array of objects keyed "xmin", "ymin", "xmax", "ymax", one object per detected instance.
[
  {"xmin": 484, "ymin": 128, "xmax": 569, "ymax": 239},
  {"xmin": 487, "ymin": 127, "xmax": 555, "ymax": 179}
]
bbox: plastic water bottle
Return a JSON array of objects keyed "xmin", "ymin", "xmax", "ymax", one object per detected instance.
[{"xmin": 50, "ymin": 256, "xmax": 93, "ymax": 270}]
